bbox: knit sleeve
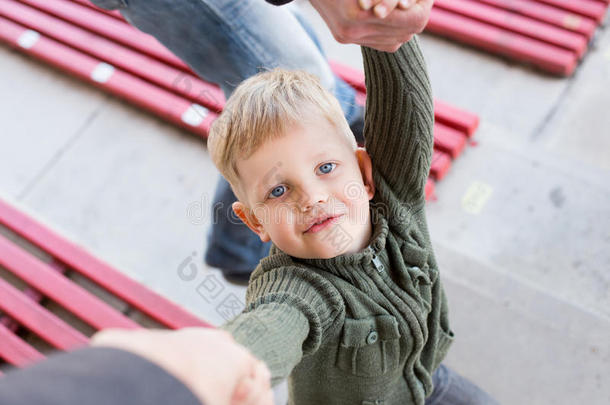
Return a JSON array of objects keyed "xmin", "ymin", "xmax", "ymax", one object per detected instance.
[
  {"xmin": 361, "ymin": 36, "xmax": 434, "ymax": 206},
  {"xmin": 220, "ymin": 267, "xmax": 344, "ymax": 386},
  {"xmin": 220, "ymin": 302, "xmax": 308, "ymax": 386}
]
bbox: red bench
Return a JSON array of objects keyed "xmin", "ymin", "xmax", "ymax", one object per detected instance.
[
  {"xmin": 0, "ymin": 198, "xmax": 210, "ymax": 372},
  {"xmin": 426, "ymin": 0, "xmax": 608, "ymax": 76}
]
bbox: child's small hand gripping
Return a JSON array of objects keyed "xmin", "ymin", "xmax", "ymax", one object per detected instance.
[
  {"xmin": 230, "ymin": 359, "xmax": 274, "ymax": 405},
  {"xmin": 359, "ymin": 0, "xmax": 415, "ymax": 19}
]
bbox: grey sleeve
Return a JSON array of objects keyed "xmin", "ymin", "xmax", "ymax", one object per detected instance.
[
  {"xmin": 0, "ymin": 347, "xmax": 202, "ymax": 405},
  {"xmin": 221, "ymin": 302, "xmax": 311, "ymax": 387}
]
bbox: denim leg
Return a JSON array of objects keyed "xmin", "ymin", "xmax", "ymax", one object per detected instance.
[
  {"xmin": 90, "ymin": 0, "xmax": 359, "ymax": 123},
  {"xmin": 288, "ymin": 5, "xmax": 360, "ymax": 125},
  {"xmin": 205, "ymin": 177, "xmax": 271, "ymax": 272},
  {"xmin": 91, "ymin": 0, "xmax": 359, "ymax": 272},
  {"xmin": 425, "ymin": 364, "xmax": 499, "ymax": 405}
]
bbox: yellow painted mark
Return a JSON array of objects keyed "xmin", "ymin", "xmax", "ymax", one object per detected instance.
[
  {"xmin": 563, "ymin": 15, "xmax": 582, "ymax": 31},
  {"xmin": 462, "ymin": 181, "xmax": 493, "ymax": 214}
]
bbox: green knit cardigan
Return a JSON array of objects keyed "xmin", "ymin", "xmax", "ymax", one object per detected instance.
[{"xmin": 221, "ymin": 36, "xmax": 454, "ymax": 405}]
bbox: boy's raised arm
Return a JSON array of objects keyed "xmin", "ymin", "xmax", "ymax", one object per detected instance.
[{"xmin": 362, "ymin": 36, "xmax": 434, "ymax": 206}]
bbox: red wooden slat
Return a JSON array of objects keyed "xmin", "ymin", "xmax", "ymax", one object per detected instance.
[
  {"xmin": 434, "ymin": 0, "xmax": 588, "ymax": 58},
  {"xmin": 330, "ymin": 62, "xmax": 479, "ymax": 136},
  {"xmin": 427, "ymin": 8, "xmax": 578, "ymax": 76},
  {"xmin": 1, "ymin": 287, "xmax": 39, "ymax": 332},
  {"xmin": 0, "ymin": 276, "xmax": 89, "ymax": 349},
  {"xmin": 434, "ymin": 100, "xmax": 479, "ymax": 137},
  {"xmin": 69, "ymin": 0, "xmax": 124, "ymax": 21},
  {"xmin": 0, "ymin": 323, "xmax": 45, "ymax": 367},
  {"xmin": 430, "ymin": 150, "xmax": 452, "ymax": 181},
  {"xmin": 0, "ymin": 199, "xmax": 210, "ymax": 329},
  {"xmin": 475, "ymin": 0, "xmax": 597, "ymax": 39},
  {"xmin": 0, "ymin": 17, "xmax": 215, "ymax": 137},
  {"xmin": 0, "ymin": 0, "xmax": 225, "ymax": 112},
  {"xmin": 532, "ymin": 0, "xmax": 607, "ymax": 22},
  {"xmin": 434, "ymin": 123, "xmax": 467, "ymax": 158},
  {"xmin": 17, "ymin": 0, "xmax": 190, "ymax": 71},
  {"xmin": 328, "ymin": 61, "xmax": 366, "ymax": 94},
  {"xmin": 0, "ymin": 285, "xmax": 39, "ymax": 332},
  {"xmin": 0, "ymin": 260, "xmax": 66, "ymax": 333},
  {"xmin": 0, "ymin": 233, "xmax": 139, "ymax": 330}
]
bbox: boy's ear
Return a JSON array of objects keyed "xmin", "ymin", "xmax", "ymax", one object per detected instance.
[
  {"xmin": 355, "ymin": 147, "xmax": 375, "ymax": 200},
  {"xmin": 231, "ymin": 201, "xmax": 271, "ymax": 243}
]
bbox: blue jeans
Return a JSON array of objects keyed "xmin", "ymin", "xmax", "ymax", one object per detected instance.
[
  {"xmin": 92, "ymin": 0, "xmax": 360, "ymax": 274},
  {"xmin": 425, "ymin": 364, "xmax": 499, "ymax": 405}
]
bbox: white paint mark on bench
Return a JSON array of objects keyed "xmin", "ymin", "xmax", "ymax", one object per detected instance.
[
  {"xmin": 91, "ymin": 63, "xmax": 115, "ymax": 83},
  {"xmin": 17, "ymin": 30, "xmax": 40, "ymax": 49},
  {"xmin": 181, "ymin": 104, "xmax": 209, "ymax": 127}
]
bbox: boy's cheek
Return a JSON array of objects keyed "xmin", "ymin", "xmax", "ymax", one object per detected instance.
[{"xmin": 353, "ymin": 202, "xmax": 370, "ymax": 225}]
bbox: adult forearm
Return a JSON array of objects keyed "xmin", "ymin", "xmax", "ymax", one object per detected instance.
[{"xmin": 0, "ymin": 348, "xmax": 203, "ymax": 405}]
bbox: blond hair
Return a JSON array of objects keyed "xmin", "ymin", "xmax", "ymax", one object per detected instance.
[{"xmin": 207, "ymin": 68, "xmax": 357, "ymax": 205}]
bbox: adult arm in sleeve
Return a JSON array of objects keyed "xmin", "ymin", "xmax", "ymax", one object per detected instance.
[{"xmin": 0, "ymin": 347, "xmax": 202, "ymax": 405}]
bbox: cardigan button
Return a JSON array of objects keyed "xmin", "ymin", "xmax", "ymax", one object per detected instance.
[{"xmin": 366, "ymin": 330, "xmax": 379, "ymax": 345}]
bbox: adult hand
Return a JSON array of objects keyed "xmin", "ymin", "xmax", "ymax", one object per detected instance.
[
  {"xmin": 309, "ymin": 0, "xmax": 433, "ymax": 52},
  {"xmin": 91, "ymin": 328, "xmax": 273, "ymax": 405}
]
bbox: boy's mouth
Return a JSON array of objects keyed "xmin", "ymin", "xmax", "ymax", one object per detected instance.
[{"xmin": 304, "ymin": 214, "xmax": 342, "ymax": 234}]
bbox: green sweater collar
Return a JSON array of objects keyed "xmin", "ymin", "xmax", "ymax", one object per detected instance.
[{"xmin": 257, "ymin": 206, "xmax": 390, "ymax": 279}]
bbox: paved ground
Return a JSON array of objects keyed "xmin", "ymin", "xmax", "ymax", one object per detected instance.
[{"xmin": 0, "ymin": 2, "xmax": 609, "ymax": 404}]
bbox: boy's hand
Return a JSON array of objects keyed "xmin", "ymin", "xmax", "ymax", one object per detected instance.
[
  {"xmin": 309, "ymin": 0, "xmax": 432, "ymax": 52},
  {"xmin": 91, "ymin": 328, "xmax": 273, "ymax": 405},
  {"xmin": 230, "ymin": 360, "xmax": 274, "ymax": 405},
  {"xmin": 359, "ymin": 0, "xmax": 414, "ymax": 19}
]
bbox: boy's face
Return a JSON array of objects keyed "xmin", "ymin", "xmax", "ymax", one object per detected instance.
[{"xmin": 232, "ymin": 119, "xmax": 376, "ymax": 259}]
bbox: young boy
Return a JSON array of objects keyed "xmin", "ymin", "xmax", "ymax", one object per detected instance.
[{"xmin": 208, "ymin": 37, "xmax": 490, "ymax": 404}]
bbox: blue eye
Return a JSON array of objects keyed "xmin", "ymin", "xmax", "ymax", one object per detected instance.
[
  {"xmin": 318, "ymin": 162, "xmax": 336, "ymax": 174},
  {"xmin": 269, "ymin": 185, "xmax": 286, "ymax": 199}
]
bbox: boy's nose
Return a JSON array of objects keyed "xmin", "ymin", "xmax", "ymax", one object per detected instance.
[{"xmin": 294, "ymin": 186, "xmax": 328, "ymax": 212}]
